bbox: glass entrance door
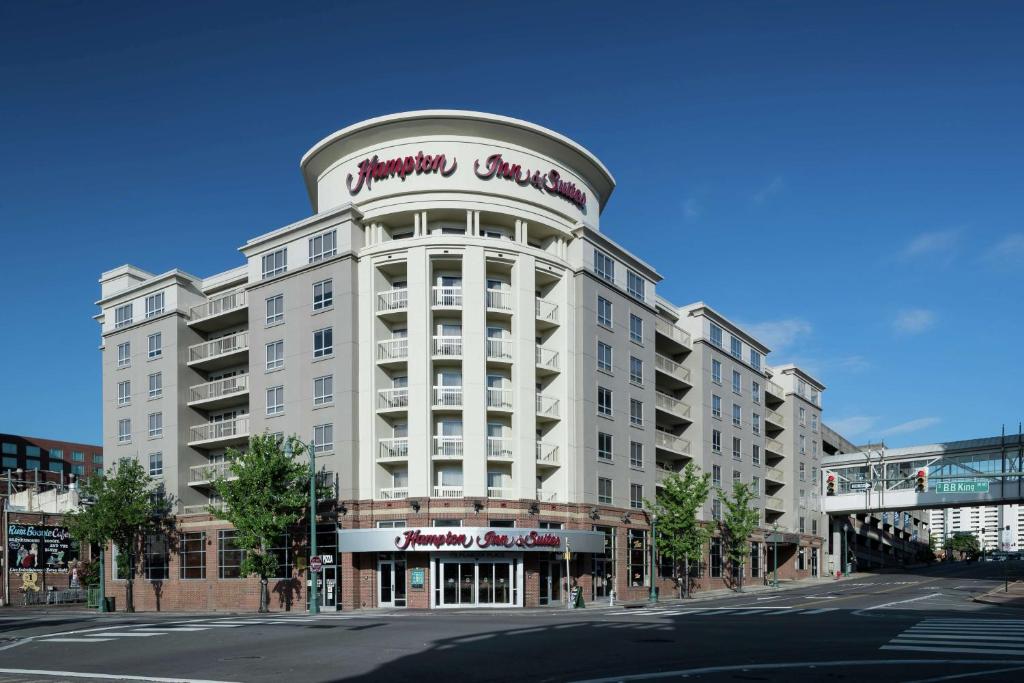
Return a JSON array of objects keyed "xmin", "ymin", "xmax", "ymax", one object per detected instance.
[
  {"xmin": 322, "ymin": 566, "xmax": 337, "ymax": 610},
  {"xmin": 437, "ymin": 559, "xmax": 514, "ymax": 607},
  {"xmin": 379, "ymin": 559, "xmax": 407, "ymax": 608},
  {"xmin": 539, "ymin": 560, "xmax": 561, "ymax": 606}
]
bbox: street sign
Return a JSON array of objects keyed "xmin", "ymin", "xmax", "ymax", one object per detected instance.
[
  {"xmin": 849, "ymin": 482, "xmax": 871, "ymax": 491},
  {"xmin": 309, "ymin": 556, "xmax": 323, "ymax": 573},
  {"xmin": 766, "ymin": 533, "xmax": 785, "ymax": 543},
  {"xmin": 934, "ymin": 480, "xmax": 990, "ymax": 494}
]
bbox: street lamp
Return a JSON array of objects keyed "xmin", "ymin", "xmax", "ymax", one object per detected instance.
[
  {"xmin": 842, "ymin": 521, "xmax": 850, "ymax": 576},
  {"xmin": 284, "ymin": 437, "xmax": 319, "ymax": 615},
  {"xmin": 79, "ymin": 494, "xmax": 107, "ymax": 613},
  {"xmin": 772, "ymin": 522, "xmax": 780, "ymax": 588},
  {"xmin": 649, "ymin": 513, "xmax": 658, "ymax": 604}
]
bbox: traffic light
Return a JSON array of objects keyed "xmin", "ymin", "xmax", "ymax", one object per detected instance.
[
  {"xmin": 915, "ymin": 469, "xmax": 927, "ymax": 492},
  {"xmin": 826, "ymin": 473, "xmax": 836, "ymax": 496}
]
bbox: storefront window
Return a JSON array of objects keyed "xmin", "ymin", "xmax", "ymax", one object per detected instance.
[
  {"xmin": 710, "ymin": 537, "xmax": 722, "ymax": 578},
  {"xmin": 592, "ymin": 525, "xmax": 614, "ymax": 599},
  {"xmin": 180, "ymin": 532, "xmax": 206, "ymax": 579},
  {"xmin": 144, "ymin": 535, "xmax": 169, "ymax": 580},
  {"xmin": 269, "ymin": 533, "xmax": 292, "ymax": 579},
  {"xmin": 218, "ymin": 530, "xmax": 246, "ymax": 579},
  {"xmin": 628, "ymin": 529, "xmax": 648, "ymax": 587},
  {"xmin": 750, "ymin": 541, "xmax": 760, "ymax": 578}
]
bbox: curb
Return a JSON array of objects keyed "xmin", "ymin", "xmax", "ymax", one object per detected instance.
[
  {"xmin": 613, "ymin": 573, "xmax": 864, "ymax": 608},
  {"xmin": 972, "ymin": 581, "xmax": 1024, "ymax": 609}
]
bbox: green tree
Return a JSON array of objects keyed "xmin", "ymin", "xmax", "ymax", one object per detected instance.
[
  {"xmin": 66, "ymin": 459, "xmax": 172, "ymax": 612},
  {"xmin": 944, "ymin": 532, "xmax": 981, "ymax": 560},
  {"xmin": 646, "ymin": 462, "xmax": 712, "ymax": 599},
  {"xmin": 211, "ymin": 434, "xmax": 314, "ymax": 613},
  {"xmin": 719, "ymin": 481, "xmax": 760, "ymax": 592}
]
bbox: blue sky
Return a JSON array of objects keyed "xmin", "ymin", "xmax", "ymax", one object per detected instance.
[{"xmin": 1, "ymin": 1, "xmax": 1021, "ymax": 447}]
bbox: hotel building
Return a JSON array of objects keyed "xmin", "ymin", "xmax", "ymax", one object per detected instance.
[{"xmin": 96, "ymin": 111, "xmax": 829, "ymax": 611}]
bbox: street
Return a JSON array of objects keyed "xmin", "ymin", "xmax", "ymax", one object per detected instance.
[{"xmin": 1, "ymin": 562, "xmax": 1021, "ymax": 683}]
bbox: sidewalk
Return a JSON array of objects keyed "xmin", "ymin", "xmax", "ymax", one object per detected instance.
[
  {"xmin": 973, "ymin": 580, "xmax": 1024, "ymax": 609},
  {"xmin": 613, "ymin": 572, "xmax": 865, "ymax": 608}
]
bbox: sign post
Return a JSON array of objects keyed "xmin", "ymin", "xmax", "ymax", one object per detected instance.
[{"xmin": 564, "ymin": 542, "xmax": 572, "ymax": 609}]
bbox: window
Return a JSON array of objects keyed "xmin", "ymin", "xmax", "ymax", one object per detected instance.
[
  {"xmin": 118, "ymin": 419, "xmax": 131, "ymax": 443},
  {"xmin": 2, "ymin": 456, "xmax": 17, "ymax": 469},
  {"xmin": 145, "ymin": 292, "xmax": 165, "ymax": 318},
  {"xmin": 594, "ymin": 249, "xmax": 615, "ymax": 283},
  {"xmin": 266, "ymin": 340, "xmax": 284, "ymax": 370},
  {"xmin": 73, "ymin": 464, "xmax": 85, "ymax": 475},
  {"xmin": 712, "ymin": 394, "xmax": 722, "ymax": 418},
  {"xmin": 314, "ymin": 375, "xmax": 333, "ymax": 406},
  {"xmin": 799, "ymin": 516, "xmax": 806, "ymax": 533},
  {"xmin": 308, "ymin": 229, "xmax": 337, "ymax": 263},
  {"xmin": 148, "ymin": 412, "xmax": 163, "ymax": 438},
  {"xmin": 50, "ymin": 448, "xmax": 63, "ymax": 460},
  {"xmin": 148, "ymin": 372, "xmax": 162, "ymax": 399},
  {"xmin": 799, "ymin": 489, "xmax": 807, "ymax": 507},
  {"xmin": 148, "ymin": 332, "xmax": 162, "ymax": 359},
  {"xmin": 313, "ymin": 423, "xmax": 333, "ymax": 453},
  {"xmin": 732, "ymin": 403, "xmax": 742, "ymax": 427},
  {"xmin": 630, "ymin": 399, "xmax": 644, "ymax": 427},
  {"xmin": 712, "ymin": 429, "xmax": 722, "ymax": 453},
  {"xmin": 261, "ymin": 248, "xmax": 287, "ymax": 279},
  {"xmin": 733, "ymin": 469, "xmax": 741, "ymax": 484},
  {"xmin": 811, "ymin": 413, "xmax": 818, "ymax": 432},
  {"xmin": 118, "ymin": 380, "xmax": 131, "ymax": 406},
  {"xmin": 752, "ymin": 381, "xmax": 761, "ymax": 404},
  {"xmin": 266, "ymin": 294, "xmax": 284, "ymax": 325},
  {"xmin": 149, "ymin": 452, "xmax": 163, "ymax": 476},
  {"xmin": 629, "ymin": 356, "xmax": 643, "ymax": 385},
  {"xmin": 49, "ymin": 461, "xmax": 64, "ymax": 473},
  {"xmin": 712, "ymin": 499, "xmax": 722, "ymax": 522},
  {"xmin": 732, "ymin": 436, "xmax": 742, "ymax": 460},
  {"xmin": 799, "ymin": 434, "xmax": 807, "ymax": 454},
  {"xmin": 72, "ymin": 451, "xmax": 84, "ymax": 462},
  {"xmin": 752, "ymin": 476, "xmax": 760, "ymax": 495},
  {"xmin": 750, "ymin": 542, "xmax": 761, "ymax": 578},
  {"xmin": 752, "ymin": 444, "xmax": 761, "ymax": 465},
  {"xmin": 730, "ymin": 336, "xmax": 742, "ymax": 359},
  {"xmin": 630, "ymin": 441, "xmax": 643, "ymax": 469},
  {"xmin": 812, "ymin": 519, "xmax": 818, "ymax": 535},
  {"xmin": 117, "ymin": 342, "xmax": 131, "ymax": 368},
  {"xmin": 180, "ymin": 532, "xmax": 206, "ymax": 579},
  {"xmin": 596, "ymin": 296, "xmax": 612, "ymax": 327},
  {"xmin": 114, "ymin": 304, "xmax": 133, "ymax": 329},
  {"xmin": 92, "ymin": 453, "xmax": 103, "ymax": 465},
  {"xmin": 144, "ymin": 535, "xmax": 169, "ymax": 580},
  {"xmin": 812, "ymin": 441, "xmax": 818, "ymax": 457},
  {"xmin": 627, "ymin": 270, "xmax": 645, "ymax": 300},
  {"xmin": 811, "ymin": 387, "xmax": 819, "ymax": 405},
  {"xmin": 799, "ymin": 462, "xmax": 806, "ymax": 481},
  {"xmin": 313, "ymin": 279, "xmax": 333, "ymax": 310},
  {"xmin": 711, "ymin": 359, "xmax": 722, "ymax": 384},
  {"xmin": 630, "ymin": 483, "xmax": 644, "ymax": 509},
  {"xmin": 26, "ymin": 457, "xmax": 40, "ymax": 470},
  {"xmin": 218, "ymin": 530, "xmax": 246, "ymax": 579},
  {"xmin": 314, "ymin": 327, "xmax": 333, "ymax": 357},
  {"xmin": 597, "ymin": 342, "xmax": 612, "ymax": 371},
  {"xmin": 752, "ymin": 413, "xmax": 761, "ymax": 435},
  {"xmin": 597, "ymin": 386, "xmax": 612, "ymax": 416},
  {"xmin": 732, "ymin": 370, "xmax": 741, "ymax": 394},
  {"xmin": 712, "ymin": 464, "xmax": 721, "ymax": 487},
  {"xmin": 597, "ymin": 432, "xmax": 613, "ymax": 461},
  {"xmin": 629, "ymin": 314, "xmax": 643, "ymax": 343},
  {"xmin": 628, "ymin": 529, "xmax": 648, "ymax": 587},
  {"xmin": 26, "ymin": 445, "xmax": 39, "ymax": 457},
  {"xmin": 709, "ymin": 323, "xmax": 723, "ymax": 348},
  {"xmin": 267, "ymin": 386, "xmax": 284, "ymax": 415},
  {"xmin": 799, "ymin": 406, "xmax": 806, "ymax": 426},
  {"xmin": 750, "ymin": 349, "xmax": 762, "ymax": 370},
  {"xmin": 598, "ymin": 477, "xmax": 612, "ymax": 504},
  {"xmin": 2, "ymin": 443, "xmax": 15, "ymax": 455}
]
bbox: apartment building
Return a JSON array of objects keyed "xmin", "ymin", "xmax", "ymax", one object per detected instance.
[
  {"xmin": 928, "ymin": 505, "xmax": 1022, "ymax": 552},
  {"xmin": 1, "ymin": 434, "xmax": 103, "ymax": 487},
  {"xmin": 95, "ymin": 111, "xmax": 830, "ymax": 611}
]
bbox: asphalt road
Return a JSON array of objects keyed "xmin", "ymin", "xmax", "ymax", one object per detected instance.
[{"xmin": 1, "ymin": 561, "xmax": 1021, "ymax": 683}]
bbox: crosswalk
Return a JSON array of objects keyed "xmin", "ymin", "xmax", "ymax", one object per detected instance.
[
  {"xmin": 881, "ymin": 618, "xmax": 1024, "ymax": 657},
  {"xmin": 606, "ymin": 606, "xmax": 839, "ymax": 617}
]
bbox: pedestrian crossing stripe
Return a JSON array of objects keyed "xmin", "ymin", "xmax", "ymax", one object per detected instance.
[
  {"xmin": 605, "ymin": 607, "xmax": 838, "ymax": 617},
  {"xmin": 881, "ymin": 618, "xmax": 1024, "ymax": 657}
]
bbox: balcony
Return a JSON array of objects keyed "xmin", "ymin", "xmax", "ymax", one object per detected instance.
[
  {"xmin": 655, "ymin": 318, "xmax": 691, "ymax": 348},
  {"xmin": 655, "ymin": 431, "xmax": 691, "ymax": 458},
  {"xmin": 536, "ymin": 394, "xmax": 560, "ymax": 421},
  {"xmin": 377, "ymin": 288, "xmax": 409, "ymax": 316},
  {"xmin": 377, "ymin": 338, "xmax": 409, "ymax": 364},
  {"xmin": 486, "ymin": 387, "xmax": 513, "ymax": 411},
  {"xmin": 486, "ymin": 337, "xmax": 513, "ymax": 362},
  {"xmin": 378, "ymin": 437, "xmax": 409, "ymax": 461},
  {"xmin": 188, "ymin": 416, "xmax": 250, "ymax": 448},
  {"xmin": 433, "ymin": 335, "xmax": 463, "ymax": 357},
  {"xmin": 377, "ymin": 387, "xmax": 409, "ymax": 411},
  {"xmin": 535, "ymin": 298, "xmax": 559, "ymax": 327},
  {"xmin": 536, "ymin": 489, "xmax": 558, "ymax": 502},
  {"xmin": 655, "ymin": 392, "xmax": 692, "ymax": 423},
  {"xmin": 433, "ymin": 485, "xmax": 463, "ymax": 499},
  {"xmin": 433, "ymin": 385, "xmax": 463, "ymax": 409},
  {"xmin": 765, "ymin": 466, "xmax": 786, "ymax": 483},
  {"xmin": 766, "ymin": 437, "xmax": 785, "ymax": 455},
  {"xmin": 433, "ymin": 436, "xmax": 464, "ymax": 460},
  {"xmin": 189, "ymin": 289, "xmax": 247, "ymax": 332},
  {"xmin": 536, "ymin": 441, "xmax": 559, "ymax": 466},
  {"xmin": 188, "ymin": 461, "xmax": 235, "ymax": 486},
  {"xmin": 486, "ymin": 437, "xmax": 513, "ymax": 460},
  {"xmin": 432, "ymin": 286, "xmax": 462, "ymax": 308},
  {"xmin": 180, "ymin": 501, "xmax": 227, "ymax": 516},
  {"xmin": 188, "ymin": 331, "xmax": 249, "ymax": 371},
  {"xmin": 487, "ymin": 487, "xmax": 514, "ymax": 500},
  {"xmin": 486, "ymin": 289, "xmax": 513, "ymax": 313},
  {"xmin": 536, "ymin": 346, "xmax": 560, "ymax": 374},
  {"xmin": 765, "ymin": 495, "xmax": 786, "ymax": 512},
  {"xmin": 379, "ymin": 487, "xmax": 409, "ymax": 500},
  {"xmin": 766, "ymin": 408, "xmax": 785, "ymax": 429},
  {"xmin": 188, "ymin": 375, "xmax": 249, "ymax": 410},
  {"xmin": 656, "ymin": 465, "xmax": 682, "ymax": 486},
  {"xmin": 766, "ymin": 380, "xmax": 785, "ymax": 400},
  {"xmin": 654, "ymin": 354, "xmax": 692, "ymax": 387}
]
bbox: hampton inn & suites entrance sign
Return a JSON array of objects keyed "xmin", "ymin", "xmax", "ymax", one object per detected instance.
[{"xmin": 339, "ymin": 527, "xmax": 605, "ymax": 554}]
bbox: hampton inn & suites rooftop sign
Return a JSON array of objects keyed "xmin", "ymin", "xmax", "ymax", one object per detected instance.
[{"xmin": 338, "ymin": 527, "xmax": 605, "ymax": 554}]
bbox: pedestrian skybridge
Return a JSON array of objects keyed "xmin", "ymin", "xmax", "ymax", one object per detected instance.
[{"xmin": 821, "ymin": 434, "xmax": 1024, "ymax": 514}]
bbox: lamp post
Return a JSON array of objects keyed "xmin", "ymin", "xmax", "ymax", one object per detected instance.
[
  {"xmin": 98, "ymin": 543, "xmax": 107, "ymax": 612},
  {"xmin": 649, "ymin": 513, "xmax": 658, "ymax": 603},
  {"xmin": 842, "ymin": 521, "xmax": 850, "ymax": 576},
  {"xmin": 772, "ymin": 522, "xmax": 779, "ymax": 588},
  {"xmin": 284, "ymin": 437, "xmax": 318, "ymax": 615}
]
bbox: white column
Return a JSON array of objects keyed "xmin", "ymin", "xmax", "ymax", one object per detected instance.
[
  {"xmin": 407, "ymin": 248, "xmax": 431, "ymax": 497},
  {"xmin": 413, "ymin": 214, "xmax": 420, "ymax": 237},
  {"xmin": 462, "ymin": 247, "xmax": 488, "ymax": 497},
  {"xmin": 422, "ymin": 211, "xmax": 429, "ymax": 236},
  {"xmin": 356, "ymin": 256, "xmax": 376, "ymax": 499},
  {"xmin": 513, "ymin": 254, "xmax": 538, "ymax": 501},
  {"xmin": 519, "ymin": 221, "xmax": 529, "ymax": 244},
  {"xmin": 466, "ymin": 210, "xmax": 473, "ymax": 235},
  {"xmin": 473, "ymin": 211, "xmax": 481, "ymax": 237}
]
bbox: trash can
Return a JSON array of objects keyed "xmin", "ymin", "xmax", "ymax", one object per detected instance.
[{"xmin": 104, "ymin": 597, "xmax": 116, "ymax": 612}]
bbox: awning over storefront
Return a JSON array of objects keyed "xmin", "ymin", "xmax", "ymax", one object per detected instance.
[{"xmin": 339, "ymin": 527, "xmax": 606, "ymax": 554}]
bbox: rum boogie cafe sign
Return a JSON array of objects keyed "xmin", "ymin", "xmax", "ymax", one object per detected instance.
[{"xmin": 339, "ymin": 527, "xmax": 605, "ymax": 554}]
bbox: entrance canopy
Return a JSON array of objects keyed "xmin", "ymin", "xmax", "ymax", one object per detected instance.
[{"xmin": 339, "ymin": 527, "xmax": 605, "ymax": 554}]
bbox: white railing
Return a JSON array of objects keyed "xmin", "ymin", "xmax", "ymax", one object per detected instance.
[
  {"xmin": 767, "ymin": 380, "xmax": 784, "ymax": 398},
  {"xmin": 379, "ymin": 487, "xmax": 409, "ymax": 500},
  {"xmin": 536, "ymin": 346, "xmax": 559, "ymax": 371},
  {"xmin": 536, "ymin": 489, "xmax": 558, "ymax": 502},
  {"xmin": 189, "ymin": 416, "xmax": 250, "ymax": 444},
  {"xmin": 486, "ymin": 337, "xmax": 513, "ymax": 361},
  {"xmin": 655, "ymin": 392, "xmax": 691, "ymax": 419},
  {"xmin": 181, "ymin": 501, "xmax": 227, "ymax": 515},
  {"xmin": 766, "ymin": 495, "xmax": 785, "ymax": 510},
  {"xmin": 377, "ymin": 387, "xmax": 409, "ymax": 410},
  {"xmin": 433, "ymin": 335, "xmax": 463, "ymax": 357},
  {"xmin": 655, "ymin": 431, "xmax": 691, "ymax": 456},
  {"xmin": 486, "ymin": 289, "xmax": 513, "ymax": 311},
  {"xmin": 766, "ymin": 408, "xmax": 785, "ymax": 426},
  {"xmin": 766, "ymin": 466, "xmax": 785, "ymax": 481},
  {"xmin": 188, "ymin": 331, "xmax": 248, "ymax": 364},
  {"xmin": 486, "ymin": 387, "xmax": 513, "ymax": 410},
  {"xmin": 655, "ymin": 318, "xmax": 691, "ymax": 347},
  {"xmin": 377, "ymin": 288, "xmax": 409, "ymax": 313},
  {"xmin": 766, "ymin": 437, "xmax": 785, "ymax": 454},
  {"xmin": 535, "ymin": 298, "xmax": 559, "ymax": 324},
  {"xmin": 487, "ymin": 487, "xmax": 514, "ymax": 500},
  {"xmin": 433, "ymin": 385, "xmax": 463, "ymax": 408},
  {"xmin": 378, "ymin": 438, "xmax": 409, "ymax": 460},
  {"xmin": 433, "ymin": 436, "xmax": 464, "ymax": 459},
  {"xmin": 189, "ymin": 375, "xmax": 249, "ymax": 403},
  {"xmin": 487, "ymin": 437, "xmax": 513, "ymax": 460},
  {"xmin": 536, "ymin": 442, "xmax": 559, "ymax": 465},
  {"xmin": 190, "ymin": 289, "xmax": 246, "ymax": 322},
  {"xmin": 188, "ymin": 461, "xmax": 234, "ymax": 484},
  {"xmin": 432, "ymin": 286, "xmax": 463, "ymax": 308},
  {"xmin": 377, "ymin": 337, "xmax": 409, "ymax": 362},
  {"xmin": 655, "ymin": 354, "xmax": 691, "ymax": 383},
  {"xmin": 433, "ymin": 485, "xmax": 463, "ymax": 498},
  {"xmin": 536, "ymin": 394, "xmax": 560, "ymax": 419}
]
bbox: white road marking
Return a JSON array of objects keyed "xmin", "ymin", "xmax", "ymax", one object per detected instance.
[
  {"xmin": 756, "ymin": 595, "xmax": 781, "ymax": 601},
  {"xmin": 0, "ymin": 668, "xmax": 239, "ymax": 683},
  {"xmin": 38, "ymin": 637, "xmax": 117, "ymax": 643},
  {"xmin": 87, "ymin": 633, "xmax": 163, "ymax": 638},
  {"xmin": 862, "ymin": 592, "xmax": 942, "ymax": 611},
  {"xmin": 881, "ymin": 644, "xmax": 1024, "ymax": 656},
  {"xmin": 134, "ymin": 627, "xmax": 210, "ymax": 632}
]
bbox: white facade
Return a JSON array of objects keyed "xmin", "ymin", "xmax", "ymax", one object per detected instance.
[{"xmin": 929, "ymin": 504, "xmax": 1023, "ymax": 552}]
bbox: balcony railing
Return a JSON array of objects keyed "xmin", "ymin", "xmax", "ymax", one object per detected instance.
[
  {"xmin": 433, "ymin": 385, "xmax": 463, "ymax": 408},
  {"xmin": 378, "ymin": 387, "xmax": 409, "ymax": 410},
  {"xmin": 377, "ymin": 337, "xmax": 409, "ymax": 362},
  {"xmin": 486, "ymin": 437, "xmax": 513, "ymax": 460},
  {"xmin": 379, "ymin": 487, "xmax": 409, "ymax": 500},
  {"xmin": 433, "ymin": 436, "xmax": 464, "ymax": 459},
  {"xmin": 189, "ymin": 375, "xmax": 249, "ymax": 404},
  {"xmin": 190, "ymin": 289, "xmax": 246, "ymax": 322},
  {"xmin": 188, "ymin": 461, "xmax": 234, "ymax": 484},
  {"xmin": 535, "ymin": 298, "xmax": 559, "ymax": 324},
  {"xmin": 487, "ymin": 487, "xmax": 514, "ymax": 500},
  {"xmin": 655, "ymin": 318, "xmax": 691, "ymax": 347},
  {"xmin": 536, "ymin": 346, "xmax": 559, "ymax": 371},
  {"xmin": 655, "ymin": 392, "xmax": 691, "ymax": 420},
  {"xmin": 655, "ymin": 431, "xmax": 691, "ymax": 456},
  {"xmin": 486, "ymin": 387, "xmax": 513, "ymax": 410},
  {"xmin": 765, "ymin": 495, "xmax": 785, "ymax": 511},
  {"xmin": 766, "ymin": 437, "xmax": 785, "ymax": 454},
  {"xmin": 536, "ymin": 489, "xmax": 558, "ymax": 502},
  {"xmin": 432, "ymin": 286, "xmax": 462, "ymax": 308},
  {"xmin": 378, "ymin": 438, "xmax": 409, "ymax": 460},
  {"xmin": 536, "ymin": 394, "xmax": 560, "ymax": 419},
  {"xmin": 181, "ymin": 501, "xmax": 227, "ymax": 516},
  {"xmin": 433, "ymin": 335, "xmax": 463, "ymax": 357},
  {"xmin": 536, "ymin": 442, "xmax": 559, "ymax": 465},
  {"xmin": 766, "ymin": 408, "xmax": 785, "ymax": 426},
  {"xmin": 767, "ymin": 380, "xmax": 785, "ymax": 398},
  {"xmin": 188, "ymin": 331, "xmax": 248, "ymax": 364},
  {"xmin": 486, "ymin": 337, "xmax": 513, "ymax": 361},
  {"xmin": 433, "ymin": 485, "xmax": 463, "ymax": 498},
  {"xmin": 189, "ymin": 416, "xmax": 250, "ymax": 445},
  {"xmin": 655, "ymin": 354, "xmax": 691, "ymax": 384},
  {"xmin": 486, "ymin": 288, "xmax": 513, "ymax": 312},
  {"xmin": 766, "ymin": 466, "xmax": 785, "ymax": 482},
  {"xmin": 377, "ymin": 288, "xmax": 409, "ymax": 313}
]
